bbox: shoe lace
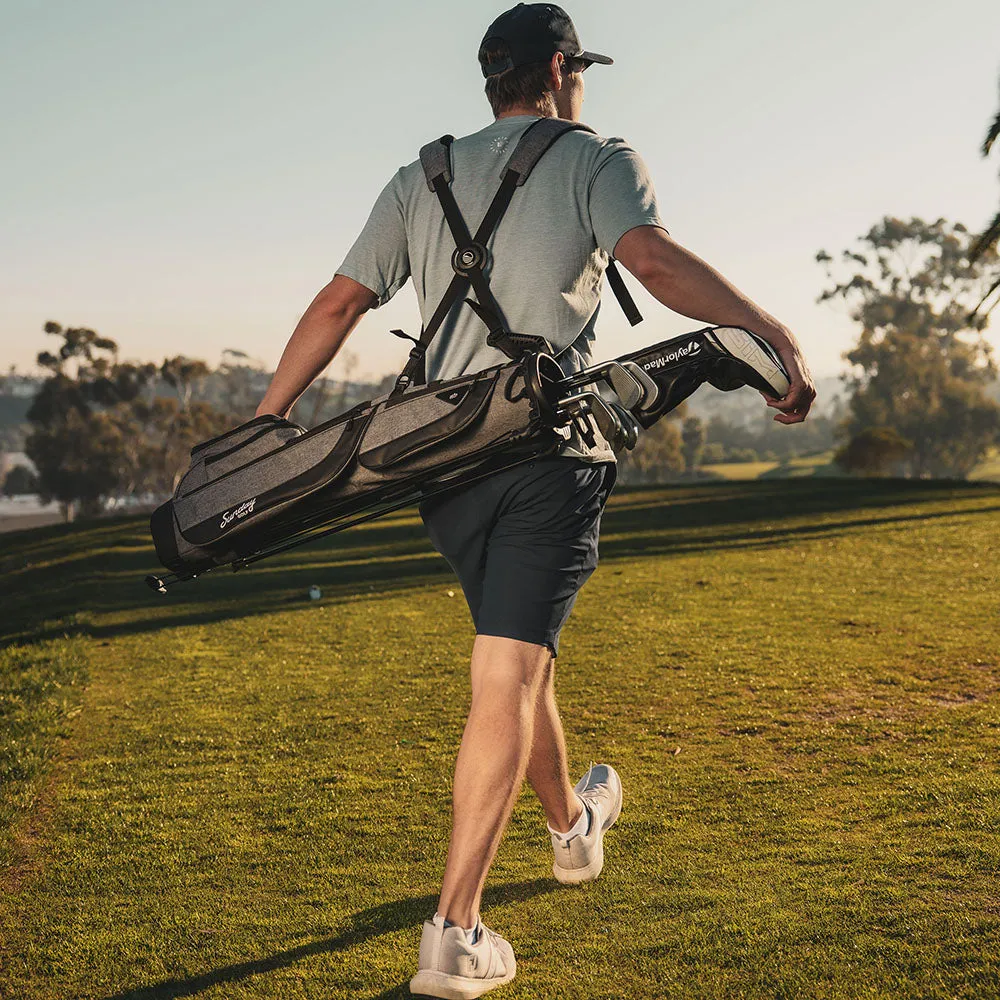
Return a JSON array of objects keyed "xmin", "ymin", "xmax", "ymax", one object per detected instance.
[
  {"xmin": 581, "ymin": 760, "xmax": 608, "ymax": 801},
  {"xmin": 480, "ymin": 926, "xmax": 508, "ymax": 976}
]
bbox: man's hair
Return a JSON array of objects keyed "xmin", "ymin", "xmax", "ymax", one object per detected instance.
[{"xmin": 479, "ymin": 39, "xmax": 584, "ymax": 117}]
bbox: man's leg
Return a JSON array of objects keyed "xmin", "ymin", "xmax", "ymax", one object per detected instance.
[
  {"xmin": 436, "ymin": 634, "xmax": 551, "ymax": 929},
  {"xmin": 525, "ymin": 664, "xmax": 584, "ymax": 834}
]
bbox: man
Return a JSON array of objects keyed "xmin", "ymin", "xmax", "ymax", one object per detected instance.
[{"xmin": 256, "ymin": 4, "xmax": 816, "ymax": 996}]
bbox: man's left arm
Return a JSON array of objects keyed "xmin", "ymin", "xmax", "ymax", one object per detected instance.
[{"xmin": 255, "ymin": 275, "xmax": 377, "ymax": 420}]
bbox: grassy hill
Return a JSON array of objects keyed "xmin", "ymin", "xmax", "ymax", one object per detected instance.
[
  {"xmin": 1, "ymin": 478, "xmax": 998, "ymax": 998},
  {"xmin": 704, "ymin": 447, "xmax": 1000, "ymax": 483}
]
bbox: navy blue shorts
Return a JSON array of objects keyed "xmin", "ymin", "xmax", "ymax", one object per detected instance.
[{"xmin": 418, "ymin": 456, "xmax": 617, "ymax": 657}]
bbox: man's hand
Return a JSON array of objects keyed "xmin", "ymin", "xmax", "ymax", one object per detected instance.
[
  {"xmin": 755, "ymin": 328, "xmax": 817, "ymax": 424},
  {"xmin": 614, "ymin": 226, "xmax": 818, "ymax": 423}
]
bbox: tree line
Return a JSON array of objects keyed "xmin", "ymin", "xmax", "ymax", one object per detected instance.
[
  {"xmin": 9, "ymin": 77, "xmax": 1000, "ymax": 511},
  {"xmin": 17, "ymin": 324, "xmax": 371, "ymax": 520}
]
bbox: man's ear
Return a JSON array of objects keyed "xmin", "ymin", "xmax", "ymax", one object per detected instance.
[{"xmin": 549, "ymin": 51, "xmax": 564, "ymax": 91}]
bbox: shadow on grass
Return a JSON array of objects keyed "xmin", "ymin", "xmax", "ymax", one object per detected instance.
[
  {"xmin": 99, "ymin": 878, "xmax": 556, "ymax": 1000},
  {"xmin": 3, "ymin": 478, "xmax": 997, "ymax": 645}
]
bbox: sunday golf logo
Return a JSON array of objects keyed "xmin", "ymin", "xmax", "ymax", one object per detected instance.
[
  {"xmin": 219, "ymin": 498, "xmax": 256, "ymax": 529},
  {"xmin": 642, "ymin": 340, "xmax": 701, "ymax": 371}
]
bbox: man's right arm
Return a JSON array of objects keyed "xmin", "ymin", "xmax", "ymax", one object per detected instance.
[{"xmin": 614, "ymin": 225, "xmax": 816, "ymax": 423}]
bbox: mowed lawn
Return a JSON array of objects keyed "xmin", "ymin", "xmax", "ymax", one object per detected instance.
[{"xmin": 1, "ymin": 478, "xmax": 998, "ymax": 1000}]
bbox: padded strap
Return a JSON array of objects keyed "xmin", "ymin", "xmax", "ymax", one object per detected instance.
[
  {"xmin": 503, "ymin": 118, "xmax": 595, "ymax": 185},
  {"xmin": 419, "ymin": 134, "xmax": 454, "ymax": 190},
  {"xmin": 393, "ymin": 118, "xmax": 624, "ymax": 395}
]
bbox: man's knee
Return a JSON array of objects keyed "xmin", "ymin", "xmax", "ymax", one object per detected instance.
[{"xmin": 470, "ymin": 634, "xmax": 553, "ymax": 702}]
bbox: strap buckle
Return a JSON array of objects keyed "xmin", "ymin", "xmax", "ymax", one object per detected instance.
[{"xmin": 451, "ymin": 242, "xmax": 489, "ymax": 276}]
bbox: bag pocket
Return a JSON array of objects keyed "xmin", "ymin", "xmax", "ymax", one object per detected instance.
[
  {"xmin": 175, "ymin": 412, "xmax": 369, "ymax": 547},
  {"xmin": 176, "ymin": 416, "xmax": 306, "ymax": 498},
  {"xmin": 357, "ymin": 373, "xmax": 496, "ymax": 471}
]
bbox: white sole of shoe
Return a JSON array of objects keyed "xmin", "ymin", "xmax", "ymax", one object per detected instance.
[
  {"xmin": 409, "ymin": 967, "xmax": 516, "ymax": 999},
  {"xmin": 552, "ymin": 769, "xmax": 624, "ymax": 885}
]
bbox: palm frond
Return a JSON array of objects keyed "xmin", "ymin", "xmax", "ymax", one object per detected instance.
[
  {"xmin": 983, "ymin": 107, "xmax": 1000, "ymax": 158},
  {"xmin": 968, "ymin": 211, "xmax": 1000, "ymax": 264},
  {"xmin": 966, "ymin": 272, "xmax": 1000, "ymax": 322},
  {"xmin": 984, "ymin": 72, "xmax": 1000, "ymax": 157}
]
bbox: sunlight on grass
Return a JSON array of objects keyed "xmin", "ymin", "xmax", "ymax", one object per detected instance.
[{"xmin": 1, "ymin": 479, "xmax": 998, "ymax": 998}]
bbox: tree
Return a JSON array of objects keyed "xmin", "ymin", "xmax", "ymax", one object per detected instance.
[
  {"xmin": 2, "ymin": 465, "xmax": 39, "ymax": 496},
  {"xmin": 160, "ymin": 356, "xmax": 211, "ymax": 411},
  {"xmin": 25, "ymin": 323, "xmax": 149, "ymax": 518},
  {"xmin": 302, "ymin": 349, "xmax": 360, "ymax": 426},
  {"xmin": 969, "ymin": 71, "xmax": 1000, "ymax": 317},
  {"xmin": 616, "ymin": 412, "xmax": 686, "ymax": 484},
  {"xmin": 681, "ymin": 416, "xmax": 706, "ymax": 473},
  {"xmin": 834, "ymin": 426, "xmax": 912, "ymax": 477},
  {"xmin": 816, "ymin": 217, "xmax": 1000, "ymax": 478},
  {"xmin": 701, "ymin": 442, "xmax": 725, "ymax": 465},
  {"xmin": 25, "ymin": 322, "xmax": 230, "ymax": 518},
  {"xmin": 27, "ymin": 406, "xmax": 125, "ymax": 519},
  {"xmin": 217, "ymin": 348, "xmax": 267, "ymax": 421}
]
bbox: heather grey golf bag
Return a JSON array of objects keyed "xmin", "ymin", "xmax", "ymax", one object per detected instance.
[
  {"xmin": 149, "ymin": 353, "xmax": 568, "ymax": 585},
  {"xmin": 146, "ymin": 321, "xmax": 790, "ymax": 590}
]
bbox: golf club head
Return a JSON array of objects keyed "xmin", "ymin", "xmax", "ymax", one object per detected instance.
[
  {"xmin": 603, "ymin": 362, "xmax": 644, "ymax": 410},
  {"xmin": 558, "ymin": 390, "xmax": 623, "ymax": 448},
  {"xmin": 608, "ymin": 401, "xmax": 640, "ymax": 451},
  {"xmin": 619, "ymin": 361, "xmax": 659, "ymax": 410},
  {"xmin": 583, "ymin": 393, "xmax": 623, "ymax": 446}
]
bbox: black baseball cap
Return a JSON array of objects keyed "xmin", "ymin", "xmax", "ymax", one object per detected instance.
[{"xmin": 479, "ymin": 3, "xmax": 613, "ymax": 78}]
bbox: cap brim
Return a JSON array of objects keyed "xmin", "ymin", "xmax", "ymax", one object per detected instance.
[{"xmin": 580, "ymin": 51, "xmax": 613, "ymax": 67}]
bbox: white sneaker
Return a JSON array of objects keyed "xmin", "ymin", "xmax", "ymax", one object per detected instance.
[
  {"xmin": 549, "ymin": 762, "xmax": 624, "ymax": 885},
  {"xmin": 409, "ymin": 912, "xmax": 516, "ymax": 999}
]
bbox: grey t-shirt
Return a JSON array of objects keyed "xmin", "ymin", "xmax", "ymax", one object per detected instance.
[{"xmin": 336, "ymin": 115, "xmax": 666, "ymax": 463}]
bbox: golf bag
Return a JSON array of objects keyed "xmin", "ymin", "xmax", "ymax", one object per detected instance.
[{"xmin": 146, "ymin": 119, "xmax": 791, "ymax": 591}]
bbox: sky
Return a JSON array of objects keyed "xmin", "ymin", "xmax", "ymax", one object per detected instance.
[{"xmin": 2, "ymin": 0, "xmax": 999, "ymax": 385}]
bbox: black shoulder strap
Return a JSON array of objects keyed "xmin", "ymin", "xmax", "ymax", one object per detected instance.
[
  {"xmin": 392, "ymin": 118, "xmax": 642, "ymax": 394},
  {"xmin": 606, "ymin": 259, "xmax": 643, "ymax": 326}
]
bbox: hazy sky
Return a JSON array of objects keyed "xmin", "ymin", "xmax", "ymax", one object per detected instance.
[{"xmin": 3, "ymin": 0, "xmax": 999, "ymax": 384}]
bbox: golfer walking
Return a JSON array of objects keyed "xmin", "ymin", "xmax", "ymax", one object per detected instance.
[{"xmin": 256, "ymin": 4, "xmax": 816, "ymax": 995}]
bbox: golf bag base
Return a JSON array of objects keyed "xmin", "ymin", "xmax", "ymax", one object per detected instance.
[{"xmin": 146, "ymin": 325, "xmax": 790, "ymax": 592}]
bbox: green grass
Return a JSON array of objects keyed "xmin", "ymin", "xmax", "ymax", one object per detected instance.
[
  {"xmin": 703, "ymin": 451, "xmax": 843, "ymax": 481},
  {"xmin": 707, "ymin": 446, "xmax": 1000, "ymax": 483},
  {"xmin": 1, "ymin": 478, "xmax": 999, "ymax": 999},
  {"xmin": 700, "ymin": 459, "xmax": 781, "ymax": 479}
]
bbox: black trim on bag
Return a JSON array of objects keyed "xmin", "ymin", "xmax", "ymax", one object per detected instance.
[
  {"xmin": 150, "ymin": 500, "xmax": 183, "ymax": 572},
  {"xmin": 383, "ymin": 364, "xmax": 505, "ymax": 410},
  {"xmin": 190, "ymin": 414, "xmax": 305, "ymax": 457},
  {"xmin": 204, "ymin": 424, "xmax": 303, "ymax": 467},
  {"xmin": 357, "ymin": 376, "xmax": 497, "ymax": 470}
]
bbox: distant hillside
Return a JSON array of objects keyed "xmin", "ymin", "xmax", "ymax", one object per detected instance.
[{"xmin": 685, "ymin": 374, "xmax": 848, "ymax": 424}]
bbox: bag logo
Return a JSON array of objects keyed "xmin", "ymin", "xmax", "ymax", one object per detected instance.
[
  {"xmin": 436, "ymin": 385, "xmax": 471, "ymax": 406},
  {"xmin": 642, "ymin": 340, "xmax": 701, "ymax": 371},
  {"xmin": 219, "ymin": 498, "xmax": 256, "ymax": 529}
]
